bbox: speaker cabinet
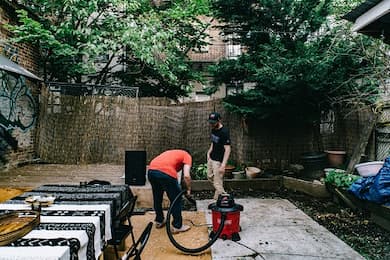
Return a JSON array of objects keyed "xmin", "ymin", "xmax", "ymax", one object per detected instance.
[{"xmin": 125, "ymin": 151, "xmax": 146, "ymax": 185}]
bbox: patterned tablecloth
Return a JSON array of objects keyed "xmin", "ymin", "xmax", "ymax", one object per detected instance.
[
  {"xmin": 0, "ymin": 212, "xmax": 96, "ymax": 260},
  {"xmin": 0, "ymin": 246, "xmax": 70, "ymax": 260},
  {"xmin": 0, "ymin": 183, "xmax": 131, "ymax": 260},
  {"xmin": 37, "ymin": 222, "xmax": 95, "ymax": 259},
  {"xmin": 16, "ymin": 230, "xmax": 87, "ymax": 260},
  {"xmin": 9, "ymin": 192, "xmax": 121, "ymax": 219},
  {"xmin": 33, "ymin": 184, "xmax": 131, "ymax": 205},
  {"xmin": 39, "ymin": 216, "xmax": 102, "ymax": 259},
  {"xmin": 0, "ymin": 204, "xmax": 111, "ymax": 240}
]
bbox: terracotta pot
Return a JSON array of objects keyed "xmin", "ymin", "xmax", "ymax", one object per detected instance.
[
  {"xmin": 245, "ymin": 167, "xmax": 261, "ymax": 179},
  {"xmin": 325, "ymin": 150, "xmax": 346, "ymax": 167},
  {"xmin": 224, "ymin": 165, "xmax": 235, "ymax": 179}
]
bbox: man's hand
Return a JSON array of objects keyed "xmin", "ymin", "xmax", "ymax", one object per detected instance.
[
  {"xmin": 218, "ymin": 165, "xmax": 225, "ymax": 174},
  {"xmin": 184, "ymin": 193, "xmax": 196, "ymax": 206}
]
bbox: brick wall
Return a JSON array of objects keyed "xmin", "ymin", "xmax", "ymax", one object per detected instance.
[{"xmin": 0, "ymin": 2, "xmax": 42, "ymax": 169}]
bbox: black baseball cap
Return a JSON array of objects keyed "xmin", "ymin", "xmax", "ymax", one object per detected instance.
[{"xmin": 208, "ymin": 112, "xmax": 221, "ymax": 123}]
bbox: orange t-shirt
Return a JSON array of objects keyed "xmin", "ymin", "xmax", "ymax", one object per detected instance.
[{"xmin": 149, "ymin": 150, "xmax": 192, "ymax": 179}]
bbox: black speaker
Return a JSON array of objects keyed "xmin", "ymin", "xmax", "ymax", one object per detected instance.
[{"xmin": 125, "ymin": 151, "xmax": 146, "ymax": 185}]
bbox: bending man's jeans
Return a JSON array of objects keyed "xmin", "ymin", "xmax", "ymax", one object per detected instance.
[{"xmin": 147, "ymin": 169, "xmax": 183, "ymax": 228}]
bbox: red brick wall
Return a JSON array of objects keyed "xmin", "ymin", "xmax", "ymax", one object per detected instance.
[{"xmin": 0, "ymin": 2, "xmax": 42, "ymax": 170}]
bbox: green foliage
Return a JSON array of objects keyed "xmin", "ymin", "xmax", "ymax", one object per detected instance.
[
  {"xmin": 324, "ymin": 169, "xmax": 361, "ymax": 189},
  {"xmin": 209, "ymin": 0, "xmax": 389, "ymax": 123},
  {"xmin": 191, "ymin": 163, "xmax": 208, "ymax": 180},
  {"xmin": 6, "ymin": 0, "xmax": 212, "ymax": 99},
  {"xmin": 234, "ymin": 164, "xmax": 244, "ymax": 172}
]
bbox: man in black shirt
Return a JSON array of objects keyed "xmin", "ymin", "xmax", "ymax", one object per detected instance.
[{"xmin": 207, "ymin": 112, "xmax": 231, "ymax": 200}]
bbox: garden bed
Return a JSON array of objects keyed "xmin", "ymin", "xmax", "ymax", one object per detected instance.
[{"xmin": 327, "ymin": 185, "xmax": 390, "ymax": 232}]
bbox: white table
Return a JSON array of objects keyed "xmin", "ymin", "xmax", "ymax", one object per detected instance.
[
  {"xmin": 0, "ymin": 246, "xmax": 70, "ymax": 260},
  {"xmin": 0, "ymin": 203, "xmax": 112, "ymax": 239},
  {"xmin": 41, "ymin": 216, "xmax": 102, "ymax": 259},
  {"xmin": 0, "ymin": 203, "xmax": 112, "ymax": 260},
  {"xmin": 23, "ymin": 230, "xmax": 88, "ymax": 260}
]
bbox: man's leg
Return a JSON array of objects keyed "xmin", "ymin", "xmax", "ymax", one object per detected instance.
[
  {"xmin": 207, "ymin": 159, "xmax": 214, "ymax": 184},
  {"xmin": 211, "ymin": 160, "xmax": 225, "ymax": 200},
  {"xmin": 148, "ymin": 170, "xmax": 165, "ymax": 223},
  {"xmin": 163, "ymin": 177, "xmax": 183, "ymax": 229}
]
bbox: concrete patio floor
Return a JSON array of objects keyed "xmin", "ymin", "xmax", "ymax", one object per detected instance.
[{"xmin": 197, "ymin": 198, "xmax": 364, "ymax": 260}]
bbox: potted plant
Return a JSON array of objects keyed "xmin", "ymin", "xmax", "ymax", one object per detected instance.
[
  {"xmin": 325, "ymin": 150, "xmax": 347, "ymax": 168},
  {"xmin": 224, "ymin": 160, "xmax": 236, "ymax": 179},
  {"xmin": 232, "ymin": 164, "xmax": 246, "ymax": 179},
  {"xmin": 191, "ymin": 163, "xmax": 208, "ymax": 180}
]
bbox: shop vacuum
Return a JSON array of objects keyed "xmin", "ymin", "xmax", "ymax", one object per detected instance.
[
  {"xmin": 208, "ymin": 193, "xmax": 244, "ymax": 241},
  {"xmin": 166, "ymin": 191, "xmax": 244, "ymax": 254}
]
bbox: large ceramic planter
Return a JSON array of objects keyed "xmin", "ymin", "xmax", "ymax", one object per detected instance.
[
  {"xmin": 224, "ymin": 165, "xmax": 235, "ymax": 179},
  {"xmin": 300, "ymin": 152, "xmax": 327, "ymax": 179},
  {"xmin": 325, "ymin": 150, "xmax": 346, "ymax": 167},
  {"xmin": 245, "ymin": 167, "xmax": 261, "ymax": 179}
]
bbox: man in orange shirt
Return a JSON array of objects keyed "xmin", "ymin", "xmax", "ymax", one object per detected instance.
[{"xmin": 147, "ymin": 149, "xmax": 192, "ymax": 233}]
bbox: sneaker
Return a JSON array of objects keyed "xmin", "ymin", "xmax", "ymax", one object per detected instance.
[
  {"xmin": 155, "ymin": 220, "xmax": 166, "ymax": 229},
  {"xmin": 171, "ymin": 224, "xmax": 191, "ymax": 234}
]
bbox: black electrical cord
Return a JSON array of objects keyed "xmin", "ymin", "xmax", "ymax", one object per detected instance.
[{"xmin": 166, "ymin": 190, "xmax": 226, "ymax": 254}]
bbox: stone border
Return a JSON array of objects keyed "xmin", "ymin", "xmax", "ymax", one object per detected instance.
[
  {"xmin": 191, "ymin": 176, "xmax": 331, "ymax": 198},
  {"xmin": 192, "ymin": 177, "xmax": 283, "ymax": 192}
]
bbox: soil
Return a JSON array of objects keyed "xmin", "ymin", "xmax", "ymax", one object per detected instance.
[{"xmin": 192, "ymin": 188, "xmax": 390, "ymax": 260}]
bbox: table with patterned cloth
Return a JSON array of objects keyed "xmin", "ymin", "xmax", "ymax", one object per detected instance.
[
  {"xmin": 33, "ymin": 184, "xmax": 132, "ymax": 207},
  {"xmin": 0, "ymin": 183, "xmax": 131, "ymax": 260},
  {"xmin": 0, "ymin": 210, "xmax": 100, "ymax": 260},
  {"xmin": 8, "ymin": 192, "xmax": 121, "ymax": 219},
  {"xmin": 0, "ymin": 204, "xmax": 111, "ymax": 241},
  {"xmin": 39, "ymin": 215, "xmax": 103, "ymax": 259},
  {"xmin": 6, "ymin": 230, "xmax": 88, "ymax": 260},
  {"xmin": 0, "ymin": 246, "xmax": 70, "ymax": 260}
]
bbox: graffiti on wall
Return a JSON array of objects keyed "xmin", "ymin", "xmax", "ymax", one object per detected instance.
[
  {"xmin": 0, "ymin": 70, "xmax": 37, "ymax": 162},
  {"xmin": 0, "ymin": 70, "xmax": 37, "ymax": 131}
]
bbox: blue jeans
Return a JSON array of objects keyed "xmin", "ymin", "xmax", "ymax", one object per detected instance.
[{"xmin": 147, "ymin": 169, "xmax": 183, "ymax": 228}]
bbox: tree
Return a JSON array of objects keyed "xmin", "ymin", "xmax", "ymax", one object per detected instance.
[
  {"xmin": 6, "ymin": 0, "xmax": 212, "ymax": 99},
  {"xmin": 209, "ymin": 0, "xmax": 389, "ymax": 123}
]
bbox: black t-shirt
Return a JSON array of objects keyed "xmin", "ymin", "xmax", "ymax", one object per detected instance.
[{"xmin": 210, "ymin": 126, "xmax": 231, "ymax": 162}]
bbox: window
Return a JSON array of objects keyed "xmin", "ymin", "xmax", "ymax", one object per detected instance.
[
  {"xmin": 225, "ymin": 34, "xmax": 241, "ymax": 59},
  {"xmin": 320, "ymin": 110, "xmax": 335, "ymax": 134},
  {"xmin": 226, "ymin": 81, "xmax": 243, "ymax": 95}
]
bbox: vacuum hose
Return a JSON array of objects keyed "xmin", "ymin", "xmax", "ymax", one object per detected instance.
[{"xmin": 166, "ymin": 190, "xmax": 226, "ymax": 253}]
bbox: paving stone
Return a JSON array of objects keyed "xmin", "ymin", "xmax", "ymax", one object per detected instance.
[{"xmin": 197, "ymin": 198, "xmax": 364, "ymax": 260}]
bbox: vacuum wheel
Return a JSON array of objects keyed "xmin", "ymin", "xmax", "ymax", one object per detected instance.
[{"xmin": 232, "ymin": 232, "xmax": 241, "ymax": 242}]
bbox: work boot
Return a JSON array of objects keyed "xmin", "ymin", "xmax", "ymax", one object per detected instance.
[
  {"xmin": 171, "ymin": 224, "xmax": 191, "ymax": 234},
  {"xmin": 155, "ymin": 219, "xmax": 166, "ymax": 229}
]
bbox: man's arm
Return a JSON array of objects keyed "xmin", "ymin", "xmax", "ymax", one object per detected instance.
[
  {"xmin": 207, "ymin": 143, "xmax": 213, "ymax": 161},
  {"xmin": 221, "ymin": 145, "xmax": 231, "ymax": 167},
  {"xmin": 182, "ymin": 164, "xmax": 192, "ymax": 195}
]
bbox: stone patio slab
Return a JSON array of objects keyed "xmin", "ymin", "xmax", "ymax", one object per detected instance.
[{"xmin": 197, "ymin": 198, "xmax": 364, "ymax": 260}]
